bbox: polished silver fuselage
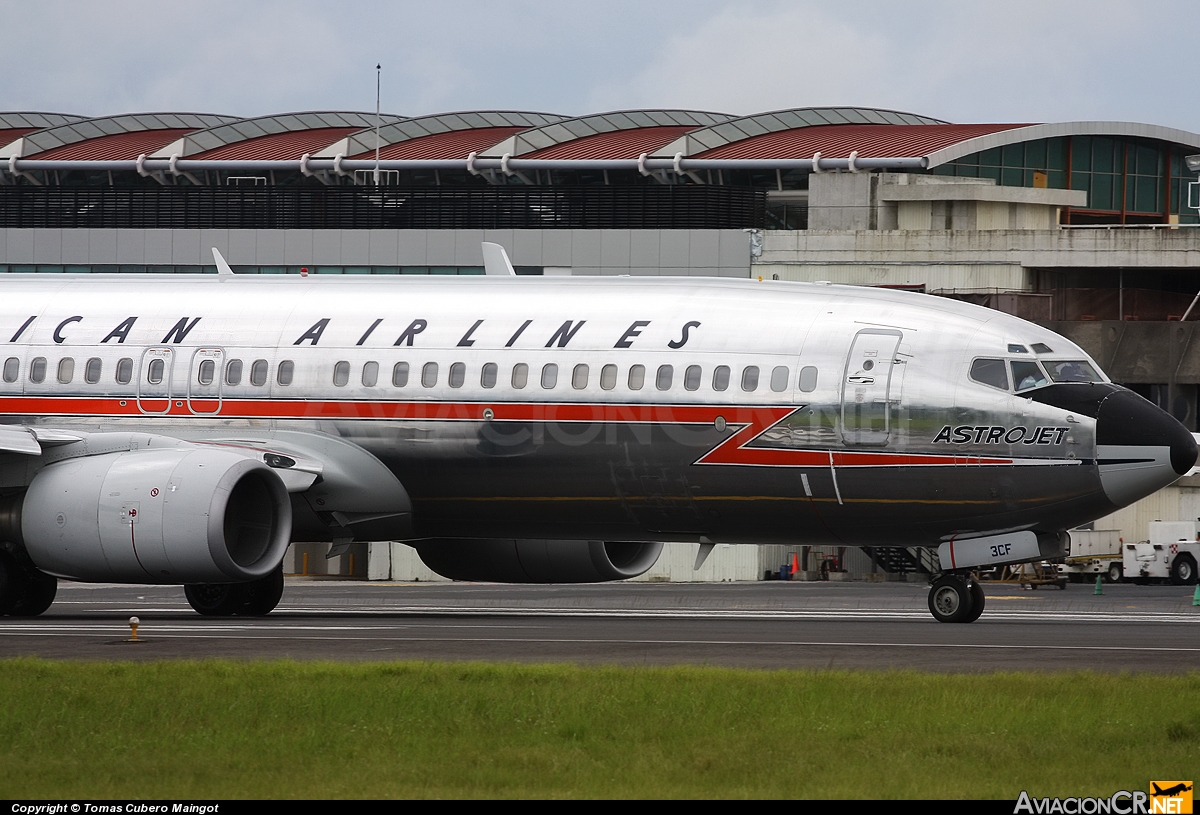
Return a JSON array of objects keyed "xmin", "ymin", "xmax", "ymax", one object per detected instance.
[{"xmin": 0, "ymin": 275, "xmax": 1127, "ymax": 548}]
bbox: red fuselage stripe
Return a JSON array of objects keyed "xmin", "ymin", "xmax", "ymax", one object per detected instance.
[{"xmin": 0, "ymin": 395, "xmax": 1018, "ymax": 468}]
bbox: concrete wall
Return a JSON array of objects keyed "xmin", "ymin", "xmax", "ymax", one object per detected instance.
[
  {"xmin": 758, "ymin": 228, "xmax": 1200, "ymax": 270},
  {"xmin": 1089, "ymin": 475, "xmax": 1200, "ymax": 546},
  {"xmin": 764, "ymin": 262, "xmax": 1029, "ymax": 291},
  {"xmin": 0, "ymin": 228, "xmax": 753, "ymax": 278}
]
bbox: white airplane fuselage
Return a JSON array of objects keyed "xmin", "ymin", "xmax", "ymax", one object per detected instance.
[{"xmin": 0, "ymin": 273, "xmax": 1193, "ymax": 619}]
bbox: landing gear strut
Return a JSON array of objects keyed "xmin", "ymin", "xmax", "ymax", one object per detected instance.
[
  {"xmin": 184, "ymin": 565, "xmax": 285, "ymax": 616},
  {"xmin": 928, "ymin": 573, "xmax": 985, "ymax": 623}
]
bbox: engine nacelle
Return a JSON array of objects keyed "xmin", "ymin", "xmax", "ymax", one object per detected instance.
[
  {"xmin": 21, "ymin": 447, "xmax": 292, "ymax": 583},
  {"xmin": 414, "ymin": 538, "xmax": 663, "ymax": 583}
]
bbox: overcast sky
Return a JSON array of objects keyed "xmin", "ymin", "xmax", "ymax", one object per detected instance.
[{"xmin": 5, "ymin": 0, "xmax": 1197, "ymax": 131}]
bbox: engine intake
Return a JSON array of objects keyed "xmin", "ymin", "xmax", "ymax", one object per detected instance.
[
  {"xmin": 414, "ymin": 539, "xmax": 663, "ymax": 583},
  {"xmin": 20, "ymin": 447, "xmax": 292, "ymax": 583}
]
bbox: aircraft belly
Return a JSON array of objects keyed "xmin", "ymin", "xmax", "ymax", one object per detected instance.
[{"xmin": 345, "ymin": 419, "xmax": 1103, "ymax": 545}]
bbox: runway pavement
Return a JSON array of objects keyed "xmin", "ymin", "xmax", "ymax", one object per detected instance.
[{"xmin": 1, "ymin": 578, "xmax": 1198, "ymax": 671}]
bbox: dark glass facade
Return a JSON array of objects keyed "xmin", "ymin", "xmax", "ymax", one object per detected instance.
[{"xmin": 932, "ymin": 135, "xmax": 1199, "ymax": 224}]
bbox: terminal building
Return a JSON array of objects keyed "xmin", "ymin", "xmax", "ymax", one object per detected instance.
[{"xmin": 3, "ymin": 106, "xmax": 1200, "ymax": 580}]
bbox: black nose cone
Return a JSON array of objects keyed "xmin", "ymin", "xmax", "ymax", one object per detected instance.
[{"xmin": 1096, "ymin": 389, "xmax": 1198, "ymax": 475}]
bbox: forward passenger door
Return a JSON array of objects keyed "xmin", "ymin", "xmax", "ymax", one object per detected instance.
[{"xmin": 840, "ymin": 328, "xmax": 903, "ymax": 446}]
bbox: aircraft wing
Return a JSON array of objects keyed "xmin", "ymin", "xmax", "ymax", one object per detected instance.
[{"xmin": 0, "ymin": 425, "xmax": 42, "ymax": 455}]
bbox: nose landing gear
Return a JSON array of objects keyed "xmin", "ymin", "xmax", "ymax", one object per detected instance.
[{"xmin": 928, "ymin": 573, "xmax": 985, "ymax": 623}]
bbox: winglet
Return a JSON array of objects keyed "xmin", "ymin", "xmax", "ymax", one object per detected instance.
[
  {"xmin": 481, "ymin": 242, "xmax": 517, "ymax": 276},
  {"xmin": 212, "ymin": 247, "xmax": 235, "ymax": 277}
]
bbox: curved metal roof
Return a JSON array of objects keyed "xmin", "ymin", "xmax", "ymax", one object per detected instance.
[
  {"xmin": 168, "ymin": 111, "xmax": 404, "ymax": 158},
  {"xmin": 483, "ymin": 110, "xmax": 732, "ymax": 157},
  {"xmin": 0, "ymin": 112, "xmax": 84, "ymax": 130},
  {"xmin": 331, "ymin": 111, "xmax": 563, "ymax": 159},
  {"xmin": 18, "ymin": 113, "xmax": 235, "ymax": 158},
  {"xmin": 924, "ymin": 121, "xmax": 1200, "ymax": 166},
  {"xmin": 0, "ymin": 113, "xmax": 85, "ymax": 157},
  {"xmin": 696, "ymin": 123, "xmax": 1023, "ymax": 160},
  {"xmin": 651, "ymin": 107, "xmax": 948, "ymax": 157}
]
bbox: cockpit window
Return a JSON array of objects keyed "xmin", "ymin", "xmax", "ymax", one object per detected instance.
[
  {"xmin": 1011, "ymin": 360, "xmax": 1049, "ymax": 391},
  {"xmin": 1008, "ymin": 344, "xmax": 1028, "ymax": 354},
  {"xmin": 1031, "ymin": 343, "xmax": 1053, "ymax": 354},
  {"xmin": 1045, "ymin": 359, "xmax": 1103, "ymax": 384},
  {"xmin": 970, "ymin": 358, "xmax": 1009, "ymax": 390}
]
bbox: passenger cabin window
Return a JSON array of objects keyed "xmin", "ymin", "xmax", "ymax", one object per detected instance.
[
  {"xmin": 712, "ymin": 365, "xmax": 730, "ymax": 391},
  {"xmin": 684, "ymin": 365, "xmax": 701, "ymax": 391},
  {"xmin": 277, "ymin": 360, "xmax": 294, "ymax": 386},
  {"xmin": 58, "ymin": 358, "xmax": 74, "ymax": 384},
  {"xmin": 741, "ymin": 366, "xmax": 759, "ymax": 392},
  {"xmin": 481, "ymin": 363, "xmax": 498, "ymax": 388},
  {"xmin": 1045, "ymin": 360, "xmax": 1102, "ymax": 384},
  {"xmin": 572, "ymin": 364, "xmax": 588, "ymax": 389},
  {"xmin": 197, "ymin": 359, "xmax": 214, "ymax": 386},
  {"xmin": 117, "ymin": 358, "xmax": 134, "ymax": 385},
  {"xmin": 1011, "ymin": 360, "xmax": 1049, "ymax": 391},
  {"xmin": 628, "ymin": 364, "xmax": 645, "ymax": 390},
  {"xmin": 362, "ymin": 361, "xmax": 379, "ymax": 387},
  {"xmin": 3, "ymin": 358, "xmax": 18, "ymax": 383},
  {"xmin": 770, "ymin": 366, "xmax": 789, "ymax": 392},
  {"xmin": 512, "ymin": 363, "xmax": 528, "ymax": 389},
  {"xmin": 656, "ymin": 365, "xmax": 673, "ymax": 390},
  {"xmin": 600, "ymin": 364, "xmax": 617, "ymax": 390},
  {"xmin": 449, "ymin": 362, "xmax": 466, "ymax": 388},
  {"xmin": 84, "ymin": 358, "xmax": 101, "ymax": 385},
  {"xmin": 798, "ymin": 366, "xmax": 818, "ymax": 393},
  {"xmin": 422, "ymin": 362, "xmax": 438, "ymax": 388},
  {"xmin": 541, "ymin": 363, "xmax": 558, "ymax": 389},
  {"xmin": 970, "ymin": 358, "xmax": 1009, "ymax": 391},
  {"xmin": 250, "ymin": 359, "xmax": 268, "ymax": 386},
  {"xmin": 29, "ymin": 358, "xmax": 45, "ymax": 384},
  {"xmin": 147, "ymin": 358, "xmax": 164, "ymax": 385},
  {"xmin": 392, "ymin": 362, "xmax": 409, "ymax": 387},
  {"xmin": 333, "ymin": 361, "xmax": 350, "ymax": 387}
]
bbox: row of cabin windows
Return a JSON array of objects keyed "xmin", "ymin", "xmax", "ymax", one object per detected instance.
[
  {"xmin": 3, "ymin": 355, "xmax": 819, "ymax": 395},
  {"xmin": 333, "ymin": 361, "xmax": 804, "ymax": 393},
  {"xmin": 2, "ymin": 356, "xmax": 296, "ymax": 387}
]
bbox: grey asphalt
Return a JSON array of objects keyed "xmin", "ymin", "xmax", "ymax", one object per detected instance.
[{"xmin": 2, "ymin": 578, "xmax": 1198, "ymax": 671}]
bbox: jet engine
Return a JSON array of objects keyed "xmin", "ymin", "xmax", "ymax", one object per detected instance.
[
  {"xmin": 414, "ymin": 539, "xmax": 663, "ymax": 583},
  {"xmin": 17, "ymin": 447, "xmax": 291, "ymax": 583}
]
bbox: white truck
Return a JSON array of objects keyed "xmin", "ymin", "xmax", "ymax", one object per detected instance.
[
  {"xmin": 1123, "ymin": 521, "xmax": 1200, "ymax": 585},
  {"xmin": 1060, "ymin": 529, "xmax": 1125, "ymax": 583}
]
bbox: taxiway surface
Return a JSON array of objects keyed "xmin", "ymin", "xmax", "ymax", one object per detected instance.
[{"xmin": 2, "ymin": 579, "xmax": 1197, "ymax": 671}]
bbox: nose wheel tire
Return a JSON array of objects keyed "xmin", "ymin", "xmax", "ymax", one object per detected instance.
[{"xmin": 928, "ymin": 574, "xmax": 982, "ymax": 623}]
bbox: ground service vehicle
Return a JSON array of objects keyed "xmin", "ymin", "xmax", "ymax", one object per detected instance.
[{"xmin": 1124, "ymin": 521, "xmax": 1200, "ymax": 585}]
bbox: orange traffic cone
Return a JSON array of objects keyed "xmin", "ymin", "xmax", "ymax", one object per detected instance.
[{"xmin": 790, "ymin": 552, "xmax": 801, "ymax": 580}]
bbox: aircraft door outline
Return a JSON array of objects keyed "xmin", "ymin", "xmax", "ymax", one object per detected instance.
[
  {"xmin": 187, "ymin": 348, "xmax": 224, "ymax": 415},
  {"xmin": 840, "ymin": 328, "xmax": 903, "ymax": 446},
  {"xmin": 136, "ymin": 347, "xmax": 175, "ymax": 415}
]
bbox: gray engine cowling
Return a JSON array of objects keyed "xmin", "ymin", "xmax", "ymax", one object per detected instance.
[
  {"xmin": 414, "ymin": 539, "xmax": 663, "ymax": 582},
  {"xmin": 21, "ymin": 447, "xmax": 292, "ymax": 583}
]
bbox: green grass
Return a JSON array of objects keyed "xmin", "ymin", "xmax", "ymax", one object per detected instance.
[{"xmin": 0, "ymin": 659, "xmax": 1196, "ymax": 799}]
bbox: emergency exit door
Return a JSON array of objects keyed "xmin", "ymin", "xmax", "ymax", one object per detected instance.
[
  {"xmin": 840, "ymin": 328, "xmax": 902, "ymax": 446},
  {"xmin": 188, "ymin": 348, "xmax": 224, "ymax": 415},
  {"xmin": 137, "ymin": 347, "xmax": 175, "ymax": 415}
]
